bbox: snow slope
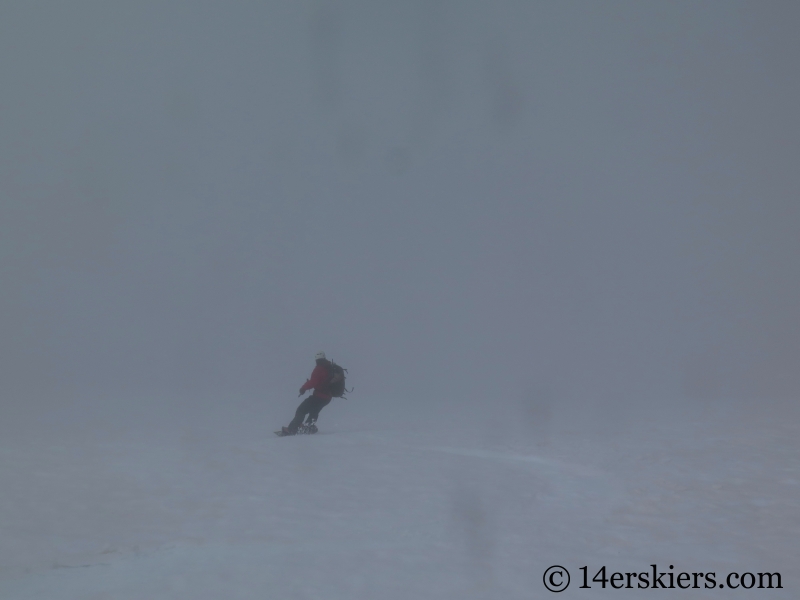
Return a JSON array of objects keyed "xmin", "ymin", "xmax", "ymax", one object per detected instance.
[{"xmin": 1, "ymin": 395, "xmax": 797, "ymax": 599}]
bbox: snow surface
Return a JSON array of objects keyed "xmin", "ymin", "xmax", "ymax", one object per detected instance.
[{"xmin": 1, "ymin": 395, "xmax": 797, "ymax": 599}]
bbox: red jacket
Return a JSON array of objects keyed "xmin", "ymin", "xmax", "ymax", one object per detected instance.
[{"xmin": 300, "ymin": 363, "xmax": 331, "ymax": 400}]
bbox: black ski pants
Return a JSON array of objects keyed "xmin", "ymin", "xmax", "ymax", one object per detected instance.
[{"xmin": 288, "ymin": 394, "xmax": 331, "ymax": 433}]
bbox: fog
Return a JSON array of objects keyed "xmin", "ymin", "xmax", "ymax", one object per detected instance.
[
  {"xmin": 2, "ymin": 1, "xmax": 798, "ymax": 414},
  {"xmin": 2, "ymin": 4, "xmax": 800, "ymax": 598}
]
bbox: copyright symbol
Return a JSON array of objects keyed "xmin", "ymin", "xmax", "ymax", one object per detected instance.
[{"xmin": 543, "ymin": 565, "xmax": 570, "ymax": 592}]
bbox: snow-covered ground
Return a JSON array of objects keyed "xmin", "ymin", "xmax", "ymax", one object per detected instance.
[{"xmin": 1, "ymin": 395, "xmax": 797, "ymax": 599}]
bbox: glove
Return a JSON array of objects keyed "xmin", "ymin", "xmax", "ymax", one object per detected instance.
[{"xmin": 299, "ymin": 387, "xmax": 305, "ymax": 396}]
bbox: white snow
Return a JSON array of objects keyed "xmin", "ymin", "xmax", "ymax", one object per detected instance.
[{"xmin": 1, "ymin": 395, "xmax": 797, "ymax": 599}]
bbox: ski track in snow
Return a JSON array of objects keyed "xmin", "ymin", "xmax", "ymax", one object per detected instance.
[{"xmin": 1, "ymin": 399, "xmax": 798, "ymax": 599}]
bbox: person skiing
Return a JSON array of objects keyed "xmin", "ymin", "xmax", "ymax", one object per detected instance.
[{"xmin": 280, "ymin": 351, "xmax": 333, "ymax": 436}]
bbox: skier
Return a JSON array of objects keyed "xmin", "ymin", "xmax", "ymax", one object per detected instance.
[{"xmin": 280, "ymin": 351, "xmax": 334, "ymax": 436}]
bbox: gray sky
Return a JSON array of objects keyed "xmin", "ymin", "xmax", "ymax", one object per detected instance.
[{"xmin": 1, "ymin": 1, "xmax": 798, "ymax": 411}]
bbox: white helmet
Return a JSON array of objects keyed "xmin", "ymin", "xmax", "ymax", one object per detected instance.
[{"xmin": 315, "ymin": 351, "xmax": 326, "ymax": 361}]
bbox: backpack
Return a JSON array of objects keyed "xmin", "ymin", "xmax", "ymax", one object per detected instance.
[{"xmin": 326, "ymin": 361, "xmax": 350, "ymax": 398}]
